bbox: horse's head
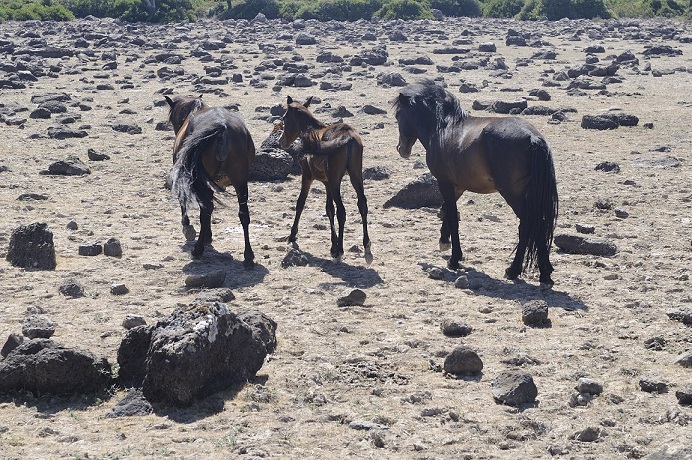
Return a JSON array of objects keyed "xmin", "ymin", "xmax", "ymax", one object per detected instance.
[
  {"xmin": 279, "ymin": 95, "xmax": 314, "ymax": 150},
  {"xmin": 393, "ymin": 93, "xmax": 418, "ymax": 159},
  {"xmin": 165, "ymin": 95, "xmax": 205, "ymax": 134}
]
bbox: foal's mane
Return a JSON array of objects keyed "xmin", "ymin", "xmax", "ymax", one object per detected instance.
[
  {"xmin": 168, "ymin": 96, "xmax": 206, "ymax": 132},
  {"xmin": 393, "ymin": 79, "xmax": 469, "ymax": 131}
]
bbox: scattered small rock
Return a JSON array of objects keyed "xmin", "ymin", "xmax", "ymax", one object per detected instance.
[
  {"xmin": 111, "ymin": 283, "xmax": 129, "ymax": 295},
  {"xmin": 6, "ymin": 222, "xmax": 56, "ymax": 269},
  {"xmin": 337, "ymin": 289, "xmax": 366, "ymax": 307},
  {"xmin": 122, "ymin": 315, "xmax": 146, "ymax": 330},
  {"xmin": 59, "ymin": 279, "xmax": 85, "ymax": 298},
  {"xmin": 281, "ymin": 248, "xmax": 308, "ymax": 268},
  {"xmin": 105, "ymin": 389, "xmax": 153, "ymax": 418},
  {"xmin": 184, "ymin": 270, "xmax": 226, "ymax": 288},
  {"xmin": 576, "ymin": 378, "xmax": 603, "ymax": 395},
  {"xmin": 22, "ymin": 315, "xmax": 56, "ymax": 339},
  {"xmin": 675, "ymin": 386, "xmax": 692, "ymax": 405},
  {"xmin": 440, "ymin": 318, "xmax": 472, "ymax": 337},
  {"xmin": 554, "ymin": 234, "xmax": 617, "ymax": 257},
  {"xmin": 570, "ymin": 426, "xmax": 601, "ymax": 442},
  {"xmin": 1, "ymin": 333, "xmax": 24, "ymax": 358},
  {"xmin": 78, "ymin": 243, "xmax": 103, "ymax": 256},
  {"xmin": 639, "ymin": 378, "xmax": 668, "ymax": 394},
  {"xmin": 491, "ymin": 372, "xmax": 538, "ymax": 406},
  {"xmin": 443, "ymin": 346, "xmax": 483, "ymax": 376},
  {"xmin": 522, "ymin": 300, "xmax": 549, "ymax": 326},
  {"xmin": 103, "ymin": 238, "xmax": 123, "ymax": 257}
]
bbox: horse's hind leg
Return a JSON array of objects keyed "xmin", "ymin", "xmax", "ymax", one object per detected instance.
[
  {"xmin": 192, "ymin": 201, "xmax": 213, "ymax": 259},
  {"xmin": 234, "ymin": 181, "xmax": 255, "ymax": 269},
  {"xmin": 537, "ymin": 245, "xmax": 554, "ymax": 289},
  {"xmin": 324, "ymin": 187, "xmax": 340, "ymax": 260},
  {"xmin": 181, "ymin": 205, "xmax": 197, "ymax": 241},
  {"xmin": 505, "ymin": 220, "xmax": 528, "ymax": 281},
  {"xmin": 348, "ymin": 172, "xmax": 372, "ymax": 264}
]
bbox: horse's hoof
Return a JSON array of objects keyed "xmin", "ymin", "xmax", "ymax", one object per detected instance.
[
  {"xmin": 191, "ymin": 248, "xmax": 204, "ymax": 259},
  {"xmin": 364, "ymin": 251, "xmax": 374, "ymax": 265},
  {"xmin": 539, "ymin": 281, "xmax": 554, "ymax": 291},
  {"xmin": 447, "ymin": 260, "xmax": 460, "ymax": 270},
  {"xmin": 439, "ymin": 242, "xmax": 451, "ymax": 252},
  {"xmin": 504, "ymin": 267, "xmax": 520, "ymax": 281},
  {"xmin": 243, "ymin": 259, "xmax": 255, "ymax": 270},
  {"xmin": 332, "ymin": 255, "xmax": 342, "ymax": 264},
  {"xmin": 183, "ymin": 225, "xmax": 197, "ymax": 241},
  {"xmin": 290, "ymin": 241, "xmax": 299, "ymax": 250}
]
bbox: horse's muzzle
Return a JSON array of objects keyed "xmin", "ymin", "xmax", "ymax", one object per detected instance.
[{"xmin": 397, "ymin": 141, "xmax": 411, "ymax": 159}]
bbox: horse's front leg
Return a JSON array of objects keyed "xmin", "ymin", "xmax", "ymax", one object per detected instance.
[
  {"xmin": 289, "ymin": 162, "xmax": 313, "ymax": 245},
  {"xmin": 234, "ymin": 182, "xmax": 254, "ymax": 268},
  {"xmin": 437, "ymin": 181, "xmax": 462, "ymax": 269},
  {"xmin": 439, "ymin": 206, "xmax": 451, "ymax": 251}
]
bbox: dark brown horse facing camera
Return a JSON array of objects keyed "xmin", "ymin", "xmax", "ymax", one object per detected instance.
[
  {"xmin": 393, "ymin": 80, "xmax": 558, "ymax": 288},
  {"xmin": 165, "ymin": 95, "xmax": 256, "ymax": 267},
  {"xmin": 279, "ymin": 96, "xmax": 373, "ymax": 265}
]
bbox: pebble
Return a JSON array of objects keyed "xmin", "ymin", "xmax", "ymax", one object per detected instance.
[
  {"xmin": 639, "ymin": 378, "xmax": 668, "ymax": 394},
  {"xmin": 440, "ymin": 318, "xmax": 472, "ymax": 337},
  {"xmin": 110, "ymin": 283, "xmax": 129, "ymax": 295},
  {"xmin": 22, "ymin": 314, "xmax": 56, "ymax": 339},
  {"xmin": 443, "ymin": 346, "xmax": 483, "ymax": 375},
  {"xmin": 103, "ymin": 237, "xmax": 123, "ymax": 257},
  {"xmin": 1, "ymin": 333, "xmax": 24, "ymax": 358},
  {"xmin": 576, "ymin": 378, "xmax": 603, "ymax": 395},
  {"xmin": 570, "ymin": 426, "xmax": 601, "ymax": 442},
  {"xmin": 522, "ymin": 300, "xmax": 549, "ymax": 326},
  {"xmin": 453, "ymin": 274, "xmax": 470, "ymax": 289},
  {"xmin": 675, "ymin": 386, "xmax": 692, "ymax": 405},
  {"xmin": 59, "ymin": 279, "xmax": 85, "ymax": 298},
  {"xmin": 78, "ymin": 243, "xmax": 103, "ymax": 256},
  {"xmin": 491, "ymin": 372, "xmax": 538, "ymax": 406},
  {"xmin": 337, "ymin": 289, "xmax": 366, "ymax": 307},
  {"xmin": 674, "ymin": 351, "xmax": 692, "ymax": 368},
  {"xmin": 184, "ymin": 270, "xmax": 226, "ymax": 289}
]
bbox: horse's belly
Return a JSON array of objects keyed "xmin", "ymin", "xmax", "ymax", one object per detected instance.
[{"xmin": 309, "ymin": 156, "xmax": 329, "ymax": 182}]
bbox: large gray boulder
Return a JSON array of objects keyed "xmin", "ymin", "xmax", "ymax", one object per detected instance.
[
  {"xmin": 383, "ymin": 173, "xmax": 443, "ymax": 209},
  {"xmin": 0, "ymin": 339, "xmax": 112, "ymax": 395},
  {"xmin": 117, "ymin": 303, "xmax": 276, "ymax": 406},
  {"xmin": 6, "ymin": 222, "xmax": 57, "ymax": 270}
]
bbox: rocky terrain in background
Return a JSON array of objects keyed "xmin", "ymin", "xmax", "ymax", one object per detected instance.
[{"xmin": 1, "ymin": 15, "xmax": 691, "ymax": 460}]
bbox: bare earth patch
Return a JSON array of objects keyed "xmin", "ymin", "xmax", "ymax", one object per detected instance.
[{"xmin": 0, "ymin": 16, "xmax": 691, "ymax": 460}]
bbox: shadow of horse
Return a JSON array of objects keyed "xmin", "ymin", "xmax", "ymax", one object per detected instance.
[
  {"xmin": 418, "ymin": 262, "xmax": 588, "ymax": 311},
  {"xmin": 181, "ymin": 244, "xmax": 269, "ymax": 290},
  {"xmin": 298, "ymin": 249, "xmax": 383, "ymax": 289}
]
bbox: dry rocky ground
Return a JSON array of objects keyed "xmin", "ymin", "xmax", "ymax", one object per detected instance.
[{"xmin": 0, "ymin": 15, "xmax": 691, "ymax": 460}]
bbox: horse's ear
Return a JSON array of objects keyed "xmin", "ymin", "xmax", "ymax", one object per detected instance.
[
  {"xmin": 164, "ymin": 95, "xmax": 174, "ymax": 107},
  {"xmin": 303, "ymin": 96, "xmax": 314, "ymax": 108},
  {"xmin": 286, "ymin": 96, "xmax": 293, "ymax": 105},
  {"xmin": 198, "ymin": 95, "xmax": 203, "ymax": 99}
]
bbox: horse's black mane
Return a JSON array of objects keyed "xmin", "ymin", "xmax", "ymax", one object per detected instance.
[{"xmin": 392, "ymin": 79, "xmax": 469, "ymax": 128}]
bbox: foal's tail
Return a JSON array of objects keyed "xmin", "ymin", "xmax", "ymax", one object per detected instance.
[
  {"xmin": 522, "ymin": 135, "xmax": 558, "ymax": 269},
  {"xmin": 170, "ymin": 122, "xmax": 229, "ymax": 213}
]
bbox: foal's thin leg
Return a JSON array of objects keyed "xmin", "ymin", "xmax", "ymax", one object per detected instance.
[
  {"xmin": 234, "ymin": 181, "xmax": 255, "ymax": 268},
  {"xmin": 349, "ymin": 174, "xmax": 372, "ymax": 264},
  {"xmin": 324, "ymin": 187, "xmax": 339, "ymax": 260},
  {"xmin": 289, "ymin": 163, "xmax": 313, "ymax": 245},
  {"xmin": 438, "ymin": 181, "xmax": 462, "ymax": 269},
  {"xmin": 330, "ymin": 183, "xmax": 346, "ymax": 262}
]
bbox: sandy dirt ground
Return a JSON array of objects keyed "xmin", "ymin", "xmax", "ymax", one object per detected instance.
[{"xmin": 0, "ymin": 16, "xmax": 691, "ymax": 460}]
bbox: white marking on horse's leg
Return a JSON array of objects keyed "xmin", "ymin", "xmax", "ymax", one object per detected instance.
[
  {"xmin": 332, "ymin": 255, "xmax": 342, "ymax": 264},
  {"xmin": 183, "ymin": 225, "xmax": 197, "ymax": 241},
  {"xmin": 364, "ymin": 242, "xmax": 373, "ymax": 265}
]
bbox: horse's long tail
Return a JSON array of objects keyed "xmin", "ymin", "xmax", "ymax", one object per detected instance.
[
  {"xmin": 522, "ymin": 135, "xmax": 558, "ymax": 269},
  {"xmin": 170, "ymin": 122, "xmax": 228, "ymax": 213}
]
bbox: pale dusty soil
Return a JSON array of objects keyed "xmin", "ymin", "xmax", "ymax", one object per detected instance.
[{"xmin": 0, "ymin": 16, "xmax": 691, "ymax": 460}]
